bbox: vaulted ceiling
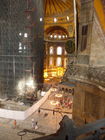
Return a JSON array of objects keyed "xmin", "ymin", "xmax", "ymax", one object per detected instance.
[
  {"xmin": 44, "ymin": 0, "xmax": 75, "ymax": 39},
  {"xmin": 44, "ymin": 0, "xmax": 73, "ymax": 17}
]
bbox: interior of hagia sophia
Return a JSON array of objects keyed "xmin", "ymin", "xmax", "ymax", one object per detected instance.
[
  {"xmin": 0, "ymin": 0, "xmax": 105, "ymax": 139},
  {"xmin": 44, "ymin": 0, "xmax": 105, "ymax": 84},
  {"xmin": 42, "ymin": 0, "xmax": 105, "ymax": 126},
  {"xmin": 44, "ymin": 0, "xmax": 75, "ymax": 83}
]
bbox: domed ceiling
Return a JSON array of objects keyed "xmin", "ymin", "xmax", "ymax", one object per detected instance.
[
  {"xmin": 44, "ymin": 0, "xmax": 73, "ymax": 16},
  {"xmin": 46, "ymin": 26, "xmax": 69, "ymax": 40},
  {"xmin": 44, "ymin": 0, "xmax": 81, "ymax": 40}
]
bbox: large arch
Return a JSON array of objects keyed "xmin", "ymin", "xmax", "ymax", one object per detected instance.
[{"xmin": 45, "ymin": 26, "xmax": 69, "ymax": 36}]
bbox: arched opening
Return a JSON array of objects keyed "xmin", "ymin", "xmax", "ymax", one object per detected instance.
[
  {"xmin": 44, "ymin": 26, "xmax": 69, "ymax": 84},
  {"xmin": 45, "ymin": 26, "xmax": 69, "ymax": 41}
]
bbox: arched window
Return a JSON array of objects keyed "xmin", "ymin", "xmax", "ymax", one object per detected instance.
[
  {"xmin": 57, "ymin": 46, "xmax": 62, "ymax": 55},
  {"xmin": 49, "ymin": 57, "xmax": 53, "ymax": 66},
  {"xmin": 49, "ymin": 46, "xmax": 54, "ymax": 55},
  {"xmin": 56, "ymin": 57, "xmax": 62, "ymax": 66}
]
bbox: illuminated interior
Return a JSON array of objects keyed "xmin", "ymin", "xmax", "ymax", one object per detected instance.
[
  {"xmin": 44, "ymin": 41, "xmax": 68, "ymax": 83},
  {"xmin": 43, "ymin": 0, "xmax": 74, "ymax": 84},
  {"xmin": 44, "ymin": 26, "xmax": 69, "ymax": 83}
]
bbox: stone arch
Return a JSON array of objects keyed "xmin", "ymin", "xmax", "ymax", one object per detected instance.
[{"xmin": 45, "ymin": 26, "xmax": 69, "ymax": 36}]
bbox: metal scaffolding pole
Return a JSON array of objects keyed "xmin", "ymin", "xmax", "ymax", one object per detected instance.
[{"xmin": 0, "ymin": 0, "xmax": 33, "ymax": 98}]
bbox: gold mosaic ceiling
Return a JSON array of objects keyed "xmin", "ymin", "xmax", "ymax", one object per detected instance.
[
  {"xmin": 44, "ymin": 0, "xmax": 81, "ymax": 39},
  {"xmin": 44, "ymin": 0, "xmax": 73, "ymax": 16}
]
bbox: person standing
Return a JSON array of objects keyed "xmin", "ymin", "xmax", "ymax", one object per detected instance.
[
  {"xmin": 14, "ymin": 120, "xmax": 17, "ymax": 128},
  {"xmin": 35, "ymin": 121, "xmax": 38, "ymax": 130},
  {"xmin": 31, "ymin": 119, "xmax": 35, "ymax": 129}
]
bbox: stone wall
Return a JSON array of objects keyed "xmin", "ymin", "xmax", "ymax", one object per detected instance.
[
  {"xmin": 73, "ymin": 81, "xmax": 105, "ymax": 126},
  {"xmin": 64, "ymin": 0, "xmax": 105, "ymax": 84},
  {"xmin": 64, "ymin": 0, "xmax": 105, "ymax": 125},
  {"xmin": 90, "ymin": 13, "xmax": 105, "ymax": 66}
]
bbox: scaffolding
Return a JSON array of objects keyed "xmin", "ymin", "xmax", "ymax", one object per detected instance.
[{"xmin": 0, "ymin": 0, "xmax": 36, "ymax": 98}]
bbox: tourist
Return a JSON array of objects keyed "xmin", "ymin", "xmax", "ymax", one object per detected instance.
[
  {"xmin": 35, "ymin": 121, "xmax": 38, "ymax": 130},
  {"xmin": 53, "ymin": 110, "xmax": 55, "ymax": 115},
  {"xmin": 14, "ymin": 120, "xmax": 17, "ymax": 128},
  {"xmin": 31, "ymin": 118, "xmax": 35, "ymax": 129},
  {"xmin": 38, "ymin": 109, "xmax": 40, "ymax": 114}
]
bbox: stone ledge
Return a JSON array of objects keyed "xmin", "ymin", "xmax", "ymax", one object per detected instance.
[{"xmin": 64, "ymin": 64, "xmax": 105, "ymax": 87}]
